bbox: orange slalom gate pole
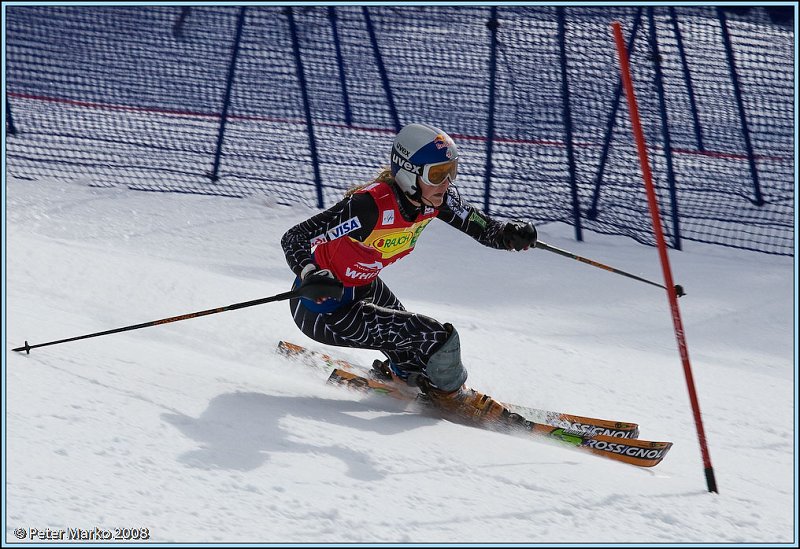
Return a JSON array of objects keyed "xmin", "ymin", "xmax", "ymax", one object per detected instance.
[{"xmin": 611, "ymin": 21, "xmax": 717, "ymax": 493}]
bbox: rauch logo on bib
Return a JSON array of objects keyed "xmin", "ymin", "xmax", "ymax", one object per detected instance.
[{"xmin": 372, "ymin": 231, "xmax": 414, "ymax": 255}]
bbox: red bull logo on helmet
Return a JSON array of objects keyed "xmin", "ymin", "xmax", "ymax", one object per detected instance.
[
  {"xmin": 434, "ymin": 134, "xmax": 454, "ymax": 159},
  {"xmin": 433, "ymin": 134, "xmax": 449, "ymax": 149}
]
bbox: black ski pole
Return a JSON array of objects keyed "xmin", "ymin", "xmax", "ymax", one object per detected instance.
[
  {"xmin": 536, "ymin": 240, "xmax": 685, "ymax": 297},
  {"xmin": 13, "ymin": 288, "xmax": 302, "ymax": 355}
]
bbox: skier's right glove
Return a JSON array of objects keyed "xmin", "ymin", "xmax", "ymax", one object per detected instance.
[{"xmin": 298, "ymin": 264, "xmax": 345, "ymax": 303}]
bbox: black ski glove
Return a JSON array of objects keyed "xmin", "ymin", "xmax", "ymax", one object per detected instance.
[
  {"xmin": 502, "ymin": 221, "xmax": 537, "ymax": 251},
  {"xmin": 298, "ymin": 264, "xmax": 345, "ymax": 302}
]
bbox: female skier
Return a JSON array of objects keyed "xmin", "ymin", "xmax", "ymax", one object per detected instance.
[{"xmin": 281, "ymin": 123, "xmax": 537, "ymax": 421}]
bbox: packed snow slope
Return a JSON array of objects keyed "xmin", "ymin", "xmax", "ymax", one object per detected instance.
[{"xmin": 5, "ymin": 176, "xmax": 796, "ymax": 544}]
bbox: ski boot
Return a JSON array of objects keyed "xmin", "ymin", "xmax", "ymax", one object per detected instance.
[
  {"xmin": 423, "ymin": 383, "xmax": 506, "ymax": 422},
  {"xmin": 371, "ymin": 359, "xmax": 394, "ymax": 381},
  {"xmin": 419, "ymin": 380, "xmax": 530, "ymax": 430},
  {"xmin": 371, "ymin": 359, "xmax": 424, "ymax": 384}
]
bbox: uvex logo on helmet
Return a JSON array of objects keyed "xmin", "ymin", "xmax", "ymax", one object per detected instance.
[{"xmin": 391, "ymin": 152, "xmax": 422, "ymax": 175}]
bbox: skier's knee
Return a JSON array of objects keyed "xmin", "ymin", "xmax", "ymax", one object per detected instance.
[{"xmin": 424, "ymin": 324, "xmax": 468, "ymax": 392}]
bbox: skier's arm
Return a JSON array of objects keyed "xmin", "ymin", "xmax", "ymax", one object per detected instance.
[
  {"xmin": 281, "ymin": 193, "xmax": 379, "ymax": 276},
  {"xmin": 437, "ymin": 186, "xmax": 537, "ymax": 251}
]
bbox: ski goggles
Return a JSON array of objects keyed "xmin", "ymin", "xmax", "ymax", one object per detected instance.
[{"xmin": 420, "ymin": 159, "xmax": 458, "ymax": 187}]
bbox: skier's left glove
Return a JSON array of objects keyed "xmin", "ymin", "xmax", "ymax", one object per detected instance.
[{"xmin": 502, "ymin": 221, "xmax": 537, "ymax": 251}]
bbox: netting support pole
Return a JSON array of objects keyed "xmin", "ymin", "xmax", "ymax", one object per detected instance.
[
  {"xmin": 612, "ymin": 21, "xmax": 717, "ymax": 494},
  {"xmin": 668, "ymin": 7, "xmax": 705, "ymax": 152},
  {"xmin": 556, "ymin": 7, "xmax": 582, "ymax": 241},
  {"xmin": 172, "ymin": 7, "xmax": 191, "ymax": 39},
  {"xmin": 363, "ymin": 8, "xmax": 400, "ymax": 133},
  {"xmin": 287, "ymin": 7, "xmax": 325, "ymax": 208},
  {"xmin": 586, "ymin": 7, "xmax": 643, "ymax": 221},
  {"xmin": 6, "ymin": 97, "xmax": 16, "ymax": 136},
  {"xmin": 648, "ymin": 8, "xmax": 681, "ymax": 250},
  {"xmin": 209, "ymin": 6, "xmax": 247, "ymax": 184},
  {"xmin": 483, "ymin": 7, "xmax": 500, "ymax": 216},
  {"xmin": 328, "ymin": 7, "xmax": 352, "ymax": 127},
  {"xmin": 716, "ymin": 7, "xmax": 763, "ymax": 206}
]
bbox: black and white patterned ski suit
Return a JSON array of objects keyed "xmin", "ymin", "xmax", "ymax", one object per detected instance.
[{"xmin": 281, "ymin": 181, "xmax": 509, "ymax": 379}]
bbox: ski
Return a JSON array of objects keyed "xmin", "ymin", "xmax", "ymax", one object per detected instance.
[
  {"xmin": 327, "ymin": 367, "xmax": 671, "ymax": 468},
  {"xmin": 277, "ymin": 340, "xmax": 640, "ymax": 438}
]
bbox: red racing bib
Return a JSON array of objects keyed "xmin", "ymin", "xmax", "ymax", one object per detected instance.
[{"xmin": 312, "ymin": 181, "xmax": 437, "ymax": 286}]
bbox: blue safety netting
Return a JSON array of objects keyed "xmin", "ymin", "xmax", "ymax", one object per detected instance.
[{"xmin": 5, "ymin": 5, "xmax": 795, "ymax": 255}]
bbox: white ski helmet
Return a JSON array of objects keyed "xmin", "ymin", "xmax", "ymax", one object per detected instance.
[{"xmin": 390, "ymin": 123, "xmax": 459, "ymax": 200}]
